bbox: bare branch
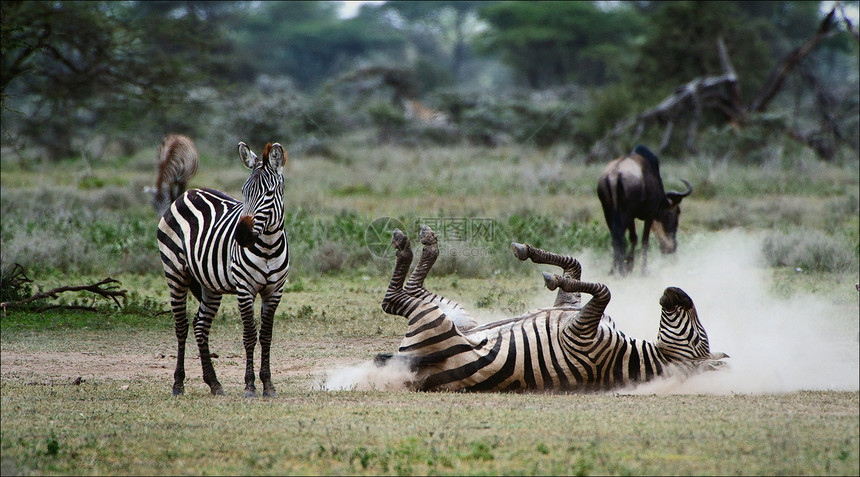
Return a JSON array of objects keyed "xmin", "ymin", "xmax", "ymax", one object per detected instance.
[
  {"xmin": 1, "ymin": 277, "xmax": 127, "ymax": 313},
  {"xmin": 746, "ymin": 8, "xmax": 839, "ymax": 113}
]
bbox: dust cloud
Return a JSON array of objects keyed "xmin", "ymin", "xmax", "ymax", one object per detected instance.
[
  {"xmin": 577, "ymin": 229, "xmax": 860, "ymax": 395},
  {"xmin": 323, "ymin": 358, "xmax": 416, "ymax": 391},
  {"xmin": 324, "ymin": 230, "xmax": 859, "ymax": 395}
]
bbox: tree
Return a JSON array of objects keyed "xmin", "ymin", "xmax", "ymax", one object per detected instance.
[
  {"xmin": 376, "ymin": 1, "xmax": 489, "ymax": 83},
  {"xmin": 476, "ymin": 2, "xmax": 645, "ymax": 88},
  {"xmin": 589, "ymin": 5, "xmax": 858, "ymax": 161},
  {"xmin": 1, "ymin": 1, "xmax": 244, "ymax": 160},
  {"xmin": 233, "ymin": 1, "xmax": 406, "ymax": 91},
  {"xmin": 631, "ymin": 1, "xmax": 772, "ymax": 103}
]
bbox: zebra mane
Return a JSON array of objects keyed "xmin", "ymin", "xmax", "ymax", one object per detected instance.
[{"xmin": 262, "ymin": 143, "xmax": 273, "ymax": 167}]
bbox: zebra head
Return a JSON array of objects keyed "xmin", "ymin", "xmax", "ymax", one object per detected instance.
[
  {"xmin": 656, "ymin": 287, "xmax": 729, "ymax": 368},
  {"xmin": 234, "ymin": 142, "xmax": 286, "ymax": 248}
]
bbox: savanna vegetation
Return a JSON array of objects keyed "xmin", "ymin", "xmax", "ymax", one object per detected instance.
[{"xmin": 2, "ymin": 1, "xmax": 858, "ymax": 475}]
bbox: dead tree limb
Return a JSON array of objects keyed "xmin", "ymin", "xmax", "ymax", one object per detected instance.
[
  {"xmin": 746, "ymin": 8, "xmax": 838, "ymax": 114},
  {"xmin": 1, "ymin": 276, "xmax": 127, "ymax": 313},
  {"xmin": 588, "ymin": 51, "xmax": 741, "ymax": 161}
]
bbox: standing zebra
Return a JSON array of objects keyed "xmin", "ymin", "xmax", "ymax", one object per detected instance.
[
  {"xmin": 157, "ymin": 142, "xmax": 290, "ymax": 397},
  {"xmin": 147, "ymin": 134, "xmax": 200, "ymax": 217},
  {"xmin": 378, "ymin": 226, "xmax": 728, "ymax": 392}
]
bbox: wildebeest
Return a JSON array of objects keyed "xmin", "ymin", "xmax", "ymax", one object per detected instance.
[
  {"xmin": 597, "ymin": 145, "xmax": 692, "ymax": 276},
  {"xmin": 146, "ymin": 134, "xmax": 199, "ymax": 217}
]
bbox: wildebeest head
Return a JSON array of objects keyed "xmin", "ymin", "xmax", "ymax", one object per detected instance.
[
  {"xmin": 651, "ymin": 179, "xmax": 692, "ymax": 254},
  {"xmin": 656, "ymin": 287, "xmax": 729, "ymax": 369},
  {"xmin": 234, "ymin": 142, "xmax": 286, "ymax": 248}
]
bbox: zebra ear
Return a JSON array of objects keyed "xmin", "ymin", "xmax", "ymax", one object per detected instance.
[
  {"xmin": 237, "ymin": 141, "xmax": 258, "ymax": 169},
  {"xmin": 266, "ymin": 143, "xmax": 286, "ymax": 175}
]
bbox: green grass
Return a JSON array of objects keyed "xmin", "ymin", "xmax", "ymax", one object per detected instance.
[{"xmin": 1, "ymin": 380, "xmax": 857, "ymax": 476}]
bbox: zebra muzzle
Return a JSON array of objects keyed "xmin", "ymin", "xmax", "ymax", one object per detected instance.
[{"xmin": 235, "ymin": 216, "xmax": 258, "ymax": 247}]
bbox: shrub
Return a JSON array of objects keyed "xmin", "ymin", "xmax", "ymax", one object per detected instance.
[{"xmin": 761, "ymin": 230, "xmax": 857, "ymax": 273}]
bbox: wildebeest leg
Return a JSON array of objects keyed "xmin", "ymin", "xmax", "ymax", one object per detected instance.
[
  {"xmin": 640, "ymin": 219, "xmax": 652, "ymax": 275},
  {"xmin": 609, "ymin": 213, "xmax": 628, "ymax": 276},
  {"xmin": 624, "ymin": 219, "xmax": 638, "ymax": 275},
  {"xmin": 511, "ymin": 242, "xmax": 582, "ymax": 307}
]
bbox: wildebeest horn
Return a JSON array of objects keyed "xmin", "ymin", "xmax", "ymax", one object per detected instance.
[{"xmin": 668, "ymin": 179, "xmax": 693, "ymax": 199}]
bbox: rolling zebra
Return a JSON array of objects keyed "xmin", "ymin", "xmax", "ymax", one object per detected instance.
[
  {"xmin": 157, "ymin": 142, "xmax": 290, "ymax": 397},
  {"xmin": 147, "ymin": 134, "xmax": 200, "ymax": 217},
  {"xmin": 378, "ymin": 226, "xmax": 728, "ymax": 392}
]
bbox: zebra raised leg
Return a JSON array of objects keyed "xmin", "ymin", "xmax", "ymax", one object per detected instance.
[
  {"xmin": 405, "ymin": 225, "xmax": 478, "ymax": 331},
  {"xmin": 511, "ymin": 242, "xmax": 582, "ymax": 308},
  {"xmin": 542, "ymin": 273, "xmax": 610, "ymax": 338},
  {"xmin": 381, "ymin": 228, "xmax": 416, "ymax": 316},
  {"xmin": 403, "ymin": 225, "xmax": 438, "ymax": 298}
]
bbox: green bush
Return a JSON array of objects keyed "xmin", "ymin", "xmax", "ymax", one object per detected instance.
[{"xmin": 761, "ymin": 229, "xmax": 858, "ymax": 273}]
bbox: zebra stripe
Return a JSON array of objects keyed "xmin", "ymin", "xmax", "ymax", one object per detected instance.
[
  {"xmin": 157, "ymin": 142, "xmax": 290, "ymax": 397},
  {"xmin": 380, "ymin": 227, "xmax": 728, "ymax": 393},
  {"xmin": 151, "ymin": 134, "xmax": 199, "ymax": 217}
]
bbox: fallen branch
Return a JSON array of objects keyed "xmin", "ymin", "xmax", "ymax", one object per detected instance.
[{"xmin": 1, "ymin": 275, "xmax": 127, "ymax": 313}]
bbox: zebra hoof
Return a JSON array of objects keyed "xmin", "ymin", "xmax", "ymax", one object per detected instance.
[
  {"xmin": 210, "ymin": 385, "xmax": 225, "ymax": 396},
  {"xmin": 542, "ymin": 272, "xmax": 559, "ymax": 291},
  {"xmin": 419, "ymin": 225, "xmax": 437, "ymax": 246},
  {"xmin": 511, "ymin": 243, "xmax": 529, "ymax": 261},
  {"xmin": 263, "ymin": 389, "xmax": 277, "ymax": 398},
  {"xmin": 172, "ymin": 387, "xmax": 184, "ymax": 397},
  {"xmin": 243, "ymin": 389, "xmax": 257, "ymax": 398},
  {"xmin": 391, "ymin": 229, "xmax": 409, "ymax": 251}
]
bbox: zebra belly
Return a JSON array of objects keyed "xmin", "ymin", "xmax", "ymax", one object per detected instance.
[{"xmin": 417, "ymin": 310, "xmax": 580, "ymax": 392}]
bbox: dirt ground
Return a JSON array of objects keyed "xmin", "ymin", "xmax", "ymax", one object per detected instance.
[{"xmin": 0, "ymin": 338, "xmax": 396, "ymax": 389}]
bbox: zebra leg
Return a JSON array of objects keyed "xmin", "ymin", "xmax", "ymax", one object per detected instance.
[
  {"xmin": 237, "ymin": 290, "xmax": 260, "ymax": 398},
  {"xmin": 169, "ymin": 287, "xmax": 189, "ymax": 396},
  {"xmin": 258, "ymin": 291, "xmax": 282, "ymax": 398},
  {"xmin": 404, "ymin": 225, "xmax": 438, "ymax": 299},
  {"xmin": 381, "ymin": 229, "xmax": 414, "ymax": 315},
  {"xmin": 542, "ymin": 273, "xmax": 611, "ymax": 338},
  {"xmin": 511, "ymin": 243, "xmax": 582, "ymax": 307},
  {"xmin": 193, "ymin": 289, "xmax": 224, "ymax": 396},
  {"xmin": 406, "ymin": 225, "xmax": 478, "ymax": 330}
]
